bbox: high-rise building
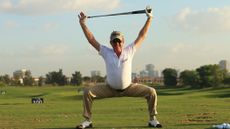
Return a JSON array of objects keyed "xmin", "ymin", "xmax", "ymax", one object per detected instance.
[
  {"xmin": 145, "ymin": 64, "xmax": 159, "ymax": 78},
  {"xmin": 140, "ymin": 70, "xmax": 148, "ymax": 77},
  {"xmin": 91, "ymin": 70, "xmax": 101, "ymax": 77},
  {"xmin": 219, "ymin": 60, "xmax": 230, "ymax": 71},
  {"xmin": 146, "ymin": 64, "xmax": 155, "ymax": 72}
]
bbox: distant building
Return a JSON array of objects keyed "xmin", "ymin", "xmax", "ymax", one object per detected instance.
[
  {"xmin": 33, "ymin": 78, "xmax": 39, "ymax": 86},
  {"xmin": 133, "ymin": 64, "xmax": 161, "ymax": 83},
  {"xmin": 13, "ymin": 69, "xmax": 27, "ymax": 78},
  {"xmin": 146, "ymin": 64, "xmax": 155, "ymax": 72},
  {"xmin": 91, "ymin": 70, "xmax": 101, "ymax": 77},
  {"xmin": 132, "ymin": 72, "xmax": 138, "ymax": 80},
  {"xmin": 140, "ymin": 70, "xmax": 148, "ymax": 77},
  {"xmin": 13, "ymin": 69, "xmax": 31, "ymax": 84},
  {"xmin": 219, "ymin": 60, "xmax": 230, "ymax": 72},
  {"xmin": 66, "ymin": 77, "xmax": 71, "ymax": 84},
  {"xmin": 145, "ymin": 64, "xmax": 159, "ymax": 78}
]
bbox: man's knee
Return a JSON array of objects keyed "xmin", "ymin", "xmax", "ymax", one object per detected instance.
[
  {"xmin": 83, "ymin": 87, "xmax": 96, "ymax": 98},
  {"xmin": 149, "ymin": 88, "xmax": 157, "ymax": 96}
]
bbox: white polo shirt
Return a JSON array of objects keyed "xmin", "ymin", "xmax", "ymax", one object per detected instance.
[{"xmin": 99, "ymin": 43, "xmax": 136, "ymax": 90}]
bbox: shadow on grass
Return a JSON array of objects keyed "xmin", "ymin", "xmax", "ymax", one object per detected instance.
[
  {"xmin": 156, "ymin": 86, "xmax": 230, "ymax": 98},
  {"xmin": 157, "ymin": 91, "xmax": 185, "ymax": 96},
  {"xmin": 61, "ymin": 95, "xmax": 82, "ymax": 101},
  {"xmin": 0, "ymin": 102, "xmax": 26, "ymax": 105},
  {"xmin": 177, "ymin": 123, "xmax": 212, "ymax": 126},
  {"xmin": 206, "ymin": 92, "xmax": 230, "ymax": 98},
  {"xmin": 37, "ymin": 128, "xmax": 74, "ymax": 129},
  {"xmin": 28, "ymin": 93, "xmax": 50, "ymax": 98},
  {"xmin": 176, "ymin": 123, "xmax": 213, "ymax": 129},
  {"xmin": 205, "ymin": 87, "xmax": 230, "ymax": 98},
  {"xmin": 156, "ymin": 86, "xmax": 193, "ymax": 96},
  {"xmin": 38, "ymin": 126, "xmax": 149, "ymax": 129},
  {"xmin": 94, "ymin": 126, "xmax": 149, "ymax": 129}
]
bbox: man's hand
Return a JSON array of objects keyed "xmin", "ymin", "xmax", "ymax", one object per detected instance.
[
  {"xmin": 78, "ymin": 12, "xmax": 87, "ymax": 24},
  {"xmin": 145, "ymin": 6, "xmax": 153, "ymax": 19}
]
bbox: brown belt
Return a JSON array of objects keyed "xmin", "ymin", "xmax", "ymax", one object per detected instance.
[
  {"xmin": 115, "ymin": 89, "xmax": 126, "ymax": 92},
  {"xmin": 106, "ymin": 82, "xmax": 131, "ymax": 92}
]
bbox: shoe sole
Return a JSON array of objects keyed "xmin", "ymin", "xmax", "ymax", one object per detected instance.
[
  {"xmin": 76, "ymin": 123, "xmax": 93, "ymax": 129},
  {"xmin": 148, "ymin": 123, "xmax": 162, "ymax": 128}
]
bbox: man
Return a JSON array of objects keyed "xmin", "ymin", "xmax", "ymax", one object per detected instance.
[{"xmin": 77, "ymin": 7, "xmax": 162, "ymax": 129}]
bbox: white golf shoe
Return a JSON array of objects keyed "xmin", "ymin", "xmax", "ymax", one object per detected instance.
[
  {"xmin": 76, "ymin": 120, "xmax": 93, "ymax": 129},
  {"xmin": 148, "ymin": 119, "xmax": 162, "ymax": 128},
  {"xmin": 213, "ymin": 123, "xmax": 230, "ymax": 129}
]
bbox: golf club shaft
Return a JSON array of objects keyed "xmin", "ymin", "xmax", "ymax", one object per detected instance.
[{"xmin": 87, "ymin": 8, "xmax": 151, "ymax": 18}]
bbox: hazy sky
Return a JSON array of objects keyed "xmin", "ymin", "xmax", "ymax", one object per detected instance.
[{"xmin": 0, "ymin": 0, "xmax": 230, "ymax": 77}]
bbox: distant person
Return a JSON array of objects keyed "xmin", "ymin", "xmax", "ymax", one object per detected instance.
[{"xmin": 77, "ymin": 7, "xmax": 162, "ymax": 129}]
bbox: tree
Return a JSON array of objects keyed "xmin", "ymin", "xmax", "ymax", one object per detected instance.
[
  {"xmin": 0, "ymin": 81, "xmax": 6, "ymax": 90},
  {"xmin": 71, "ymin": 71, "xmax": 82, "ymax": 86},
  {"xmin": 83, "ymin": 76, "xmax": 91, "ymax": 82},
  {"xmin": 0, "ymin": 74, "xmax": 11, "ymax": 85},
  {"xmin": 38, "ymin": 76, "xmax": 45, "ymax": 86},
  {"xmin": 196, "ymin": 64, "xmax": 225, "ymax": 88},
  {"xmin": 45, "ymin": 69, "xmax": 67, "ymax": 86},
  {"xmin": 23, "ymin": 70, "xmax": 34, "ymax": 86},
  {"xmin": 223, "ymin": 75, "xmax": 230, "ymax": 85},
  {"xmin": 25, "ymin": 70, "xmax": 32, "ymax": 78},
  {"xmin": 91, "ymin": 75, "xmax": 105, "ymax": 83},
  {"xmin": 23, "ymin": 76, "xmax": 34, "ymax": 86},
  {"xmin": 180, "ymin": 70, "xmax": 200, "ymax": 88},
  {"xmin": 162, "ymin": 68, "xmax": 178, "ymax": 87}
]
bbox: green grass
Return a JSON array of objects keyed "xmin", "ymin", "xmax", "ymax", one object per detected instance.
[{"xmin": 0, "ymin": 86, "xmax": 229, "ymax": 129}]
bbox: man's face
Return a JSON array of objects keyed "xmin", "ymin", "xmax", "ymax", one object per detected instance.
[{"xmin": 110, "ymin": 38, "xmax": 124, "ymax": 51}]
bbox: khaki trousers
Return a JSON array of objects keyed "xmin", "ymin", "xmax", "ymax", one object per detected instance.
[{"xmin": 82, "ymin": 83, "xmax": 158, "ymax": 120}]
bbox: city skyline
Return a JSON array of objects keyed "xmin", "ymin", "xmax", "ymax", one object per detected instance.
[
  {"xmin": 7, "ymin": 59, "xmax": 230, "ymax": 78},
  {"xmin": 1, "ymin": 0, "xmax": 230, "ymax": 77}
]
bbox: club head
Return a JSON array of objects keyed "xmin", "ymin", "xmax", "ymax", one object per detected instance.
[{"xmin": 146, "ymin": 6, "xmax": 152, "ymax": 13}]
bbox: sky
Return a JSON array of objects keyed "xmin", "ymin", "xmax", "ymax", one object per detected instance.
[{"xmin": 0, "ymin": 0, "xmax": 230, "ymax": 77}]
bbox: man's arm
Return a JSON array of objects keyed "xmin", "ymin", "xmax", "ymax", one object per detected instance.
[
  {"xmin": 78, "ymin": 12, "xmax": 100, "ymax": 51},
  {"xmin": 134, "ymin": 7, "xmax": 153, "ymax": 49}
]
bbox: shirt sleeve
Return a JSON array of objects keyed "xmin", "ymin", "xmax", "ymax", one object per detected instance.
[
  {"xmin": 125, "ymin": 42, "xmax": 136, "ymax": 57},
  {"xmin": 99, "ymin": 44, "xmax": 109, "ymax": 59}
]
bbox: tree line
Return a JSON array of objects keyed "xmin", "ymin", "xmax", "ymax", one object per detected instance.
[
  {"xmin": 0, "ymin": 69, "xmax": 105, "ymax": 87},
  {"xmin": 162, "ymin": 64, "xmax": 230, "ymax": 88},
  {"xmin": 1, "ymin": 64, "xmax": 230, "ymax": 88}
]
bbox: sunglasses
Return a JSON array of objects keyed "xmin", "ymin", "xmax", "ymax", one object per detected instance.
[{"xmin": 112, "ymin": 38, "xmax": 121, "ymax": 44}]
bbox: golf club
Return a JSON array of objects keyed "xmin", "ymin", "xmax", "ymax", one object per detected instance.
[{"xmin": 87, "ymin": 6, "xmax": 152, "ymax": 19}]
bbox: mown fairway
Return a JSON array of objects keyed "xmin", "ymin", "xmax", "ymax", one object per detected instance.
[{"xmin": 0, "ymin": 86, "xmax": 229, "ymax": 129}]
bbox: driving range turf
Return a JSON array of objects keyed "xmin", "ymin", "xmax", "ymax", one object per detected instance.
[{"xmin": 0, "ymin": 86, "xmax": 229, "ymax": 129}]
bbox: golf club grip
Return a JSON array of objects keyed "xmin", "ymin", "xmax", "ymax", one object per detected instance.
[
  {"xmin": 132, "ymin": 8, "xmax": 152, "ymax": 14},
  {"xmin": 132, "ymin": 9, "xmax": 145, "ymax": 14}
]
